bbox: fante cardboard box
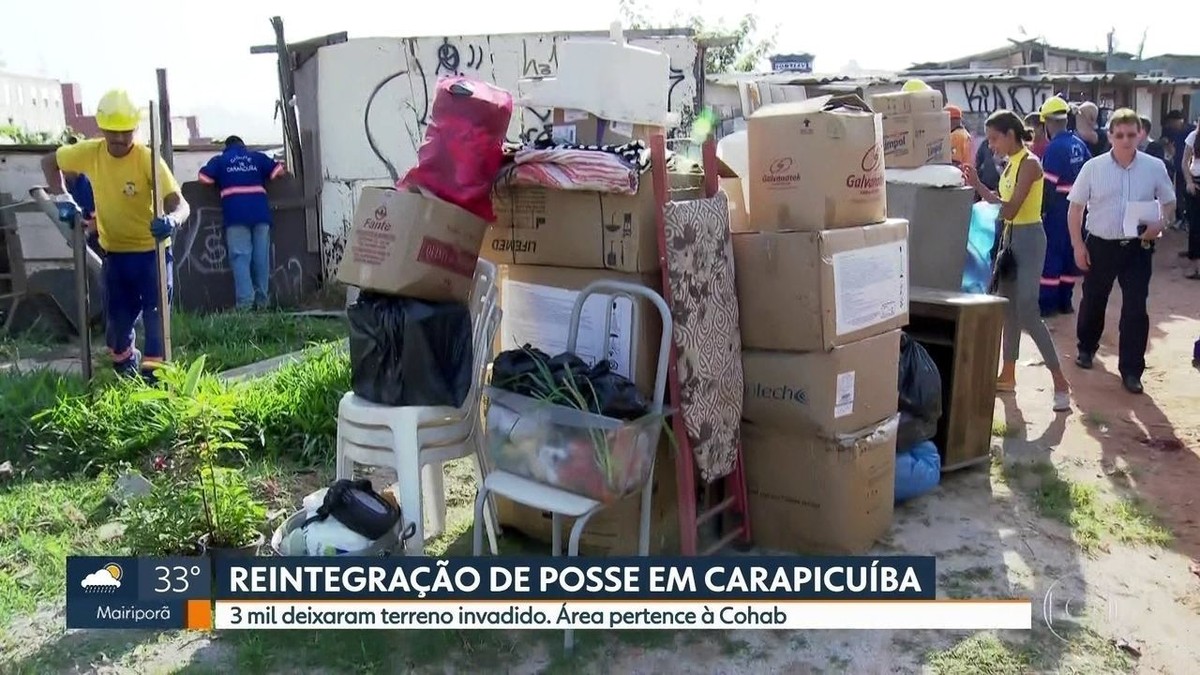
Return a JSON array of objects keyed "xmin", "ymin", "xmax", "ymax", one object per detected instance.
[
  {"xmin": 486, "ymin": 173, "xmax": 703, "ymax": 274},
  {"xmin": 744, "ymin": 416, "xmax": 898, "ymax": 555},
  {"xmin": 881, "ymin": 111, "xmax": 952, "ymax": 169},
  {"xmin": 733, "ymin": 218, "xmax": 910, "ymax": 352},
  {"xmin": 742, "ymin": 330, "xmax": 901, "ymax": 435},
  {"xmin": 336, "ymin": 187, "xmax": 486, "ymax": 303},
  {"xmin": 868, "ymin": 89, "xmax": 945, "ymax": 116},
  {"xmin": 548, "ymin": 108, "xmax": 659, "ymax": 146},
  {"xmin": 496, "ymin": 439, "xmax": 679, "ymax": 555},
  {"xmin": 747, "ymin": 94, "xmax": 887, "ymax": 232},
  {"xmin": 495, "ymin": 265, "xmax": 662, "ymax": 395}
]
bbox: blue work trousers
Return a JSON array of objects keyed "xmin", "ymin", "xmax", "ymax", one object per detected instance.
[
  {"xmin": 226, "ymin": 223, "xmax": 271, "ymax": 309},
  {"xmin": 104, "ymin": 248, "xmax": 172, "ymax": 374},
  {"xmin": 1039, "ymin": 211, "xmax": 1079, "ymax": 315}
]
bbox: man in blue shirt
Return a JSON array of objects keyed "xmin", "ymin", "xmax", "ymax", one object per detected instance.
[
  {"xmin": 198, "ymin": 136, "xmax": 286, "ymax": 309},
  {"xmin": 1039, "ymin": 96, "xmax": 1092, "ymax": 317},
  {"xmin": 62, "ymin": 138, "xmax": 101, "ymax": 256}
]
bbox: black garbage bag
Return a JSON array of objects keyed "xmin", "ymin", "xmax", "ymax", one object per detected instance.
[
  {"xmin": 897, "ymin": 332, "xmax": 943, "ymax": 450},
  {"xmin": 347, "ymin": 292, "xmax": 473, "ymax": 407},
  {"xmin": 491, "ymin": 345, "xmax": 649, "ymax": 420}
]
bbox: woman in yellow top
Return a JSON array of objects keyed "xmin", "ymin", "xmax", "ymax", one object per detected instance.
[{"xmin": 963, "ymin": 110, "xmax": 1070, "ymax": 412}]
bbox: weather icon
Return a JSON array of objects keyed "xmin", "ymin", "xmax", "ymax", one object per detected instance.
[{"xmin": 81, "ymin": 563, "xmax": 123, "ymax": 592}]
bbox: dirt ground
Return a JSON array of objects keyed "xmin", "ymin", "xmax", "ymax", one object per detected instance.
[{"xmin": 2, "ymin": 233, "xmax": 1199, "ymax": 674}]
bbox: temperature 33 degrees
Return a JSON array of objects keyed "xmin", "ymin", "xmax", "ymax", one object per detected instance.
[{"xmin": 154, "ymin": 564, "xmax": 203, "ymax": 594}]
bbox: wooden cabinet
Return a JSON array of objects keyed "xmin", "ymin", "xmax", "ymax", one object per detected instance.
[{"xmin": 906, "ymin": 287, "xmax": 1008, "ymax": 472}]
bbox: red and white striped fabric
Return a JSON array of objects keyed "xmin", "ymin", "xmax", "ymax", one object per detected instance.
[{"xmin": 500, "ymin": 148, "xmax": 639, "ymax": 195}]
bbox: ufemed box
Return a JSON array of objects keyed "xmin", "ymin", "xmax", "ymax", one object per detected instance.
[{"xmin": 747, "ymin": 94, "xmax": 887, "ymax": 232}]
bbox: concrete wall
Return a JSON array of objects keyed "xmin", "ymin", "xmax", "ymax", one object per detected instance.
[
  {"xmin": 0, "ymin": 72, "xmax": 66, "ymax": 137},
  {"xmin": 310, "ymin": 33, "xmax": 698, "ymax": 277}
]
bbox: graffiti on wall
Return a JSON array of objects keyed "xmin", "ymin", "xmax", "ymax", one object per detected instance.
[
  {"xmin": 946, "ymin": 80, "xmax": 1053, "ymax": 117},
  {"xmin": 322, "ymin": 32, "xmax": 698, "ymax": 275}
]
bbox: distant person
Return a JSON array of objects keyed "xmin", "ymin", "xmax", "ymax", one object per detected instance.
[
  {"xmin": 1164, "ymin": 110, "xmax": 1195, "ymax": 227},
  {"xmin": 198, "ymin": 136, "xmax": 287, "ymax": 310},
  {"xmin": 946, "ymin": 105, "xmax": 972, "ymax": 166},
  {"xmin": 1139, "ymin": 116, "xmax": 1164, "ymax": 159},
  {"xmin": 1038, "ymin": 96, "xmax": 1091, "ymax": 316},
  {"xmin": 1074, "ymin": 102, "xmax": 1109, "ymax": 157},
  {"xmin": 1181, "ymin": 123, "xmax": 1200, "ymax": 277},
  {"xmin": 1025, "ymin": 112, "xmax": 1048, "ymax": 158},
  {"xmin": 60, "ymin": 144, "xmax": 101, "ymax": 257},
  {"xmin": 963, "ymin": 110, "xmax": 1071, "ymax": 412},
  {"xmin": 1067, "ymin": 108, "xmax": 1176, "ymax": 395}
]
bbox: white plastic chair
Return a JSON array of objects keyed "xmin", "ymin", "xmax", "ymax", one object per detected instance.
[
  {"xmin": 336, "ymin": 259, "xmax": 501, "ymax": 556},
  {"xmin": 472, "ymin": 280, "xmax": 673, "ymax": 651}
]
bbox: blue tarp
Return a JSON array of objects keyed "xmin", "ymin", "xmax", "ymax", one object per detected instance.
[
  {"xmin": 895, "ymin": 440, "xmax": 942, "ymax": 503},
  {"xmin": 962, "ymin": 202, "xmax": 1000, "ymax": 294}
]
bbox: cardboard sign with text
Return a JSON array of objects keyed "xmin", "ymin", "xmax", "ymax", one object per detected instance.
[
  {"xmin": 733, "ymin": 218, "xmax": 910, "ymax": 352},
  {"xmin": 336, "ymin": 187, "xmax": 486, "ymax": 303},
  {"xmin": 747, "ymin": 94, "xmax": 887, "ymax": 232}
]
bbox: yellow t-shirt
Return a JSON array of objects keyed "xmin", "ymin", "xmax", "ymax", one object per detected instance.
[
  {"xmin": 56, "ymin": 139, "xmax": 180, "ymax": 253},
  {"xmin": 998, "ymin": 147, "xmax": 1043, "ymax": 226}
]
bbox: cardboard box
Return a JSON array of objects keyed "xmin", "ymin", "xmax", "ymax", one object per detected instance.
[
  {"xmin": 733, "ymin": 218, "xmax": 910, "ymax": 352},
  {"xmin": 881, "ymin": 111, "xmax": 952, "ymax": 169},
  {"xmin": 549, "ymin": 109, "xmax": 658, "ymax": 146},
  {"xmin": 746, "ymin": 94, "xmax": 887, "ymax": 232},
  {"xmin": 496, "ymin": 440, "xmax": 679, "ymax": 555},
  {"xmin": 486, "ymin": 174, "xmax": 703, "ymax": 273},
  {"xmin": 744, "ymin": 416, "xmax": 898, "ymax": 554},
  {"xmin": 717, "ymin": 158, "xmax": 750, "ymax": 233},
  {"xmin": 742, "ymin": 330, "xmax": 901, "ymax": 435},
  {"xmin": 868, "ymin": 89, "xmax": 945, "ymax": 116},
  {"xmin": 496, "ymin": 265, "xmax": 662, "ymax": 394},
  {"xmin": 336, "ymin": 187, "xmax": 486, "ymax": 303}
]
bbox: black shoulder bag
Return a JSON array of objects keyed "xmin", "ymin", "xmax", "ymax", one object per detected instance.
[{"xmin": 988, "ymin": 157, "xmax": 1024, "ymax": 294}]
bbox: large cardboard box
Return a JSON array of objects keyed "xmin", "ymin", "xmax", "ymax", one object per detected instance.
[
  {"xmin": 742, "ymin": 330, "xmax": 901, "ymax": 435},
  {"xmin": 718, "ymin": 159, "xmax": 750, "ymax": 233},
  {"xmin": 336, "ymin": 187, "xmax": 486, "ymax": 303},
  {"xmin": 746, "ymin": 95, "xmax": 887, "ymax": 232},
  {"xmin": 496, "ymin": 440, "xmax": 679, "ymax": 555},
  {"xmin": 549, "ymin": 109, "xmax": 658, "ymax": 146},
  {"xmin": 868, "ymin": 89, "xmax": 944, "ymax": 116},
  {"xmin": 744, "ymin": 416, "xmax": 898, "ymax": 554},
  {"xmin": 881, "ymin": 111, "xmax": 952, "ymax": 169},
  {"xmin": 486, "ymin": 174, "xmax": 703, "ymax": 273},
  {"xmin": 733, "ymin": 219, "xmax": 910, "ymax": 352},
  {"xmin": 496, "ymin": 265, "xmax": 662, "ymax": 394}
]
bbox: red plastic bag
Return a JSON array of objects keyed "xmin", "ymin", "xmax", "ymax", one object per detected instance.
[{"xmin": 399, "ymin": 77, "xmax": 513, "ymax": 223}]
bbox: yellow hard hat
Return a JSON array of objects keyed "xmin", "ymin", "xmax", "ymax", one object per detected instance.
[
  {"xmin": 95, "ymin": 90, "xmax": 141, "ymax": 132},
  {"xmin": 901, "ymin": 79, "xmax": 931, "ymax": 92},
  {"xmin": 1040, "ymin": 96, "xmax": 1071, "ymax": 122}
]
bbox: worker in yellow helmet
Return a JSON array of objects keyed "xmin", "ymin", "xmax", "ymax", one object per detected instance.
[
  {"xmin": 41, "ymin": 89, "xmax": 190, "ymax": 382},
  {"xmin": 1037, "ymin": 95, "xmax": 1091, "ymax": 316}
]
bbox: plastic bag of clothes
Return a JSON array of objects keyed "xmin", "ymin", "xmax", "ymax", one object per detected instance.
[
  {"xmin": 897, "ymin": 333, "xmax": 943, "ymax": 450},
  {"xmin": 490, "ymin": 345, "xmax": 649, "ymax": 420},
  {"xmin": 347, "ymin": 292, "xmax": 473, "ymax": 407},
  {"xmin": 895, "ymin": 440, "xmax": 942, "ymax": 502},
  {"xmin": 399, "ymin": 76, "xmax": 513, "ymax": 223},
  {"xmin": 962, "ymin": 202, "xmax": 1001, "ymax": 293}
]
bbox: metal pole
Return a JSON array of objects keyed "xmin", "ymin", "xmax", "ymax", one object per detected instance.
[
  {"xmin": 149, "ymin": 103, "xmax": 172, "ymax": 363},
  {"xmin": 71, "ymin": 210, "xmax": 93, "ymax": 384},
  {"xmin": 155, "ymin": 69, "xmax": 175, "ymax": 172}
]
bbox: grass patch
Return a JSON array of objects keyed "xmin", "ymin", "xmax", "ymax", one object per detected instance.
[
  {"xmin": 171, "ymin": 311, "xmax": 345, "ymax": 373},
  {"xmin": 1002, "ymin": 460, "xmax": 1171, "ymax": 553},
  {"xmin": 0, "ymin": 475, "xmax": 116, "ymax": 625},
  {"xmin": 939, "ymin": 566, "xmax": 996, "ymax": 599},
  {"xmin": 926, "ymin": 634, "xmax": 1033, "ymax": 674},
  {"xmin": 991, "ymin": 419, "xmax": 1021, "ymax": 438}
]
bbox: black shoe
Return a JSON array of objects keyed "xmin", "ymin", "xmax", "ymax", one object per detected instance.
[
  {"xmin": 1075, "ymin": 352, "xmax": 1094, "ymax": 369},
  {"xmin": 1122, "ymin": 376, "xmax": 1144, "ymax": 394},
  {"xmin": 1059, "ymin": 304, "xmax": 1075, "ymax": 315}
]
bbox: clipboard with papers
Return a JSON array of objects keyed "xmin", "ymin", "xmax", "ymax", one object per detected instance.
[{"xmin": 1123, "ymin": 201, "xmax": 1162, "ymax": 238}]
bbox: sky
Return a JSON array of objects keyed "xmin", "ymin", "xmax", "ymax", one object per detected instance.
[{"xmin": 0, "ymin": 0, "xmax": 1184, "ymax": 143}]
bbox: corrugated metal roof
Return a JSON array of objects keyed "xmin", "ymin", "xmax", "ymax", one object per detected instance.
[
  {"xmin": 706, "ymin": 71, "xmax": 892, "ymax": 87},
  {"xmin": 911, "ymin": 71, "xmax": 1200, "ymax": 86}
]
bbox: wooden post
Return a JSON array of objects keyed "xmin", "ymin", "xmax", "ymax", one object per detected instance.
[
  {"xmin": 149, "ymin": 104, "xmax": 172, "ymax": 363},
  {"xmin": 155, "ymin": 69, "xmax": 174, "ymax": 172}
]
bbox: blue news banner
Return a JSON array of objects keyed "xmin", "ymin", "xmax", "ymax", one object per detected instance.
[{"xmin": 67, "ymin": 556, "xmax": 935, "ymax": 630}]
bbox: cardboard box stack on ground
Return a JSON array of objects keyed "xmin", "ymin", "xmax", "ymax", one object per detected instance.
[
  {"xmin": 737, "ymin": 94, "xmax": 908, "ymax": 554},
  {"xmin": 869, "ymin": 89, "xmax": 952, "ymax": 169}
]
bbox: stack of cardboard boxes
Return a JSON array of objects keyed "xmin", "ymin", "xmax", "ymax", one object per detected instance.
[
  {"xmin": 732, "ymin": 95, "xmax": 910, "ymax": 554},
  {"xmin": 480, "ymin": 110, "xmax": 702, "ymax": 555}
]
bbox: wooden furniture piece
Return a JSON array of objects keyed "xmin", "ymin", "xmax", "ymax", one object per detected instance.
[{"xmin": 905, "ymin": 286, "xmax": 1008, "ymax": 472}]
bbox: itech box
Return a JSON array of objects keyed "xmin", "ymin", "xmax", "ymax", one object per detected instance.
[{"xmin": 337, "ymin": 187, "xmax": 487, "ymax": 303}]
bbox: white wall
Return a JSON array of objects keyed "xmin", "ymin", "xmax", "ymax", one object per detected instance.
[
  {"xmin": 0, "ymin": 73, "xmax": 66, "ymax": 137},
  {"xmin": 313, "ymin": 33, "xmax": 698, "ymax": 274},
  {"xmin": 942, "ymin": 78, "xmax": 1053, "ymax": 118}
]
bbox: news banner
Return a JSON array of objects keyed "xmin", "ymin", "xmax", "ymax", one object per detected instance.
[{"xmin": 66, "ymin": 557, "xmax": 1032, "ymax": 631}]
